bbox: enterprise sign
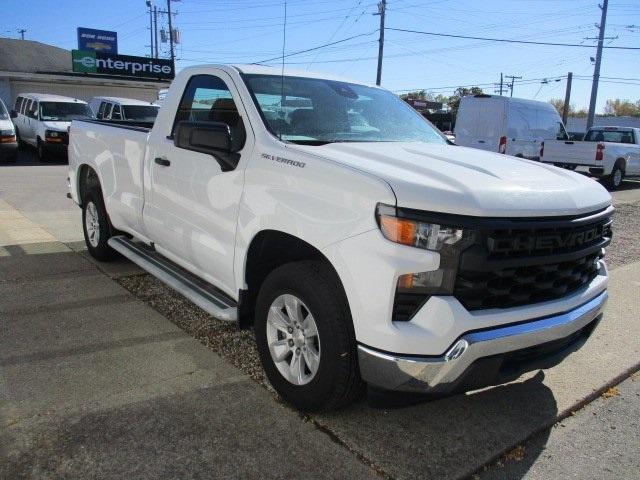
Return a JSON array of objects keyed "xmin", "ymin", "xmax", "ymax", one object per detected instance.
[{"xmin": 72, "ymin": 50, "xmax": 174, "ymax": 80}]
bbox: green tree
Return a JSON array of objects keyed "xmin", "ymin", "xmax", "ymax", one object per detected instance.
[
  {"xmin": 603, "ymin": 99, "xmax": 640, "ymax": 116},
  {"xmin": 447, "ymin": 86, "xmax": 484, "ymax": 114}
]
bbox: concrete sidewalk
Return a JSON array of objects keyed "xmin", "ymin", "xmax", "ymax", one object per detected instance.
[{"xmin": 0, "ymin": 242, "xmax": 378, "ymax": 479}]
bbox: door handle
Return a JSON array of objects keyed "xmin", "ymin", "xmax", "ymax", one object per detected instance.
[{"xmin": 154, "ymin": 157, "xmax": 171, "ymax": 167}]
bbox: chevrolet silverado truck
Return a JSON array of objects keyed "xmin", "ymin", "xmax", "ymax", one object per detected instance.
[
  {"xmin": 68, "ymin": 65, "xmax": 613, "ymax": 411},
  {"xmin": 540, "ymin": 126, "xmax": 640, "ymax": 190}
]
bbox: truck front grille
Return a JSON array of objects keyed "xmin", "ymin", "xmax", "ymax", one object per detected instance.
[{"xmin": 454, "ymin": 209, "xmax": 612, "ymax": 311}]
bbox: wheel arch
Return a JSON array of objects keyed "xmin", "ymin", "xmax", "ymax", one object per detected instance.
[
  {"xmin": 238, "ymin": 229, "xmax": 349, "ymax": 329},
  {"xmin": 77, "ymin": 163, "xmax": 101, "ymax": 207}
]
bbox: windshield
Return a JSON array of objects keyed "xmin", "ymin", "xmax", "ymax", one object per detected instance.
[
  {"xmin": 243, "ymin": 74, "xmax": 445, "ymax": 145},
  {"xmin": 122, "ymin": 105, "xmax": 159, "ymax": 121},
  {"xmin": 39, "ymin": 102, "xmax": 93, "ymax": 121},
  {"xmin": 584, "ymin": 129, "xmax": 635, "ymax": 144},
  {"xmin": 0, "ymin": 100, "xmax": 8, "ymax": 120}
]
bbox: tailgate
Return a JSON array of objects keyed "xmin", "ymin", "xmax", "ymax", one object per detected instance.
[{"xmin": 542, "ymin": 140, "xmax": 596, "ymax": 166}]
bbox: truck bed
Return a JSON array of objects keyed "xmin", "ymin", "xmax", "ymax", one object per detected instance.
[{"xmin": 542, "ymin": 139, "xmax": 597, "ymax": 166}]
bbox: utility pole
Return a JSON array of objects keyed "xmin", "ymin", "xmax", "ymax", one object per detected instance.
[
  {"xmin": 166, "ymin": 0, "xmax": 175, "ymax": 66},
  {"xmin": 375, "ymin": 0, "xmax": 386, "ymax": 86},
  {"xmin": 17, "ymin": 29, "xmax": 26, "ymax": 40},
  {"xmin": 505, "ymin": 75, "xmax": 522, "ymax": 97},
  {"xmin": 587, "ymin": 0, "xmax": 609, "ymax": 130},
  {"xmin": 153, "ymin": 5, "xmax": 159, "ymax": 58},
  {"xmin": 499, "ymin": 73, "xmax": 504, "ymax": 95},
  {"xmin": 147, "ymin": 1, "xmax": 154, "ymax": 58},
  {"xmin": 562, "ymin": 72, "xmax": 573, "ymax": 125}
]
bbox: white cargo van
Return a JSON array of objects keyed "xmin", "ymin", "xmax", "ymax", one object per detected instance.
[
  {"xmin": 88, "ymin": 97, "xmax": 159, "ymax": 123},
  {"xmin": 12, "ymin": 93, "xmax": 93, "ymax": 161},
  {"xmin": 455, "ymin": 95, "xmax": 569, "ymax": 160}
]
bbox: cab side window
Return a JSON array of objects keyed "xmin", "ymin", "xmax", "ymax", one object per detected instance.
[
  {"xmin": 172, "ymin": 74, "xmax": 246, "ymax": 152},
  {"xmin": 14, "ymin": 97, "xmax": 23, "ymax": 113},
  {"xmin": 97, "ymin": 102, "xmax": 108, "ymax": 119},
  {"xmin": 22, "ymin": 99, "xmax": 31, "ymax": 115},
  {"xmin": 27, "ymin": 100, "xmax": 38, "ymax": 119},
  {"xmin": 111, "ymin": 104, "xmax": 122, "ymax": 120}
]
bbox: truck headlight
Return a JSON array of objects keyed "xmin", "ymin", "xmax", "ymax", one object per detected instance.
[
  {"xmin": 376, "ymin": 203, "xmax": 465, "ymax": 251},
  {"xmin": 376, "ymin": 203, "xmax": 476, "ymax": 320},
  {"xmin": 0, "ymin": 129, "xmax": 15, "ymax": 136},
  {"xmin": 45, "ymin": 130, "xmax": 60, "ymax": 138}
]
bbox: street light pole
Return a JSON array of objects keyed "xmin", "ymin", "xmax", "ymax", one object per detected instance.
[
  {"xmin": 562, "ymin": 72, "xmax": 573, "ymax": 126},
  {"xmin": 587, "ymin": 0, "xmax": 609, "ymax": 130},
  {"xmin": 167, "ymin": 0, "xmax": 175, "ymax": 66},
  {"xmin": 375, "ymin": 0, "xmax": 386, "ymax": 86}
]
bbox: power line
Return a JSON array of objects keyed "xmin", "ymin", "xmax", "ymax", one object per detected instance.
[
  {"xmin": 252, "ymin": 30, "xmax": 378, "ymax": 64},
  {"xmin": 385, "ymin": 27, "xmax": 640, "ymax": 50}
]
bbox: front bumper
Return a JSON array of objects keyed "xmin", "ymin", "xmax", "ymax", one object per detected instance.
[{"xmin": 358, "ymin": 290, "xmax": 607, "ymax": 393}]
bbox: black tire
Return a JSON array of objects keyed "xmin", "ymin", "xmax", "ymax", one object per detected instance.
[
  {"xmin": 254, "ymin": 261, "xmax": 364, "ymax": 412},
  {"xmin": 16, "ymin": 129, "xmax": 25, "ymax": 151},
  {"xmin": 82, "ymin": 189, "xmax": 117, "ymax": 261},
  {"xmin": 37, "ymin": 138, "xmax": 45, "ymax": 162},
  {"xmin": 603, "ymin": 162, "xmax": 624, "ymax": 191}
]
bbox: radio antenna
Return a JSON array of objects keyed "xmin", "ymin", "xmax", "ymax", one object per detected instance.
[{"xmin": 279, "ymin": 1, "xmax": 287, "ymax": 141}]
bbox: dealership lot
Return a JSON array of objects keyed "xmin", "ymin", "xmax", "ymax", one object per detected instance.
[{"xmin": 1, "ymin": 151, "xmax": 640, "ymax": 479}]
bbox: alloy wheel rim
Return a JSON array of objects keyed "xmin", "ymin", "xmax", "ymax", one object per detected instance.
[
  {"xmin": 85, "ymin": 202, "xmax": 100, "ymax": 247},
  {"xmin": 266, "ymin": 293, "xmax": 321, "ymax": 386}
]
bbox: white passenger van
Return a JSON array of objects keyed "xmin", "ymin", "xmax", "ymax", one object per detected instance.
[
  {"xmin": 12, "ymin": 93, "xmax": 93, "ymax": 160},
  {"xmin": 454, "ymin": 95, "xmax": 569, "ymax": 160},
  {"xmin": 88, "ymin": 97, "xmax": 159, "ymax": 123}
]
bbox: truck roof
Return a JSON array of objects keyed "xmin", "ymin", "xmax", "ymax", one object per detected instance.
[
  {"xmin": 588, "ymin": 126, "xmax": 637, "ymax": 131},
  {"xmin": 18, "ymin": 93, "xmax": 87, "ymax": 103},
  {"xmin": 178, "ymin": 64, "xmax": 378, "ymax": 88},
  {"xmin": 89, "ymin": 96, "xmax": 158, "ymax": 106},
  {"xmin": 462, "ymin": 94, "xmax": 558, "ymax": 111}
]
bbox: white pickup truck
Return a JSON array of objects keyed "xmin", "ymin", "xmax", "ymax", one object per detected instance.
[
  {"xmin": 541, "ymin": 126, "xmax": 640, "ymax": 190},
  {"xmin": 68, "ymin": 65, "xmax": 613, "ymax": 411}
]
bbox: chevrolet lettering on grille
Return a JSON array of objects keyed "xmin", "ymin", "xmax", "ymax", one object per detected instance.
[{"xmin": 487, "ymin": 222, "xmax": 611, "ymax": 253}]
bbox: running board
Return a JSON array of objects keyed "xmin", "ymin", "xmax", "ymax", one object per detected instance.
[{"xmin": 108, "ymin": 235, "xmax": 238, "ymax": 322}]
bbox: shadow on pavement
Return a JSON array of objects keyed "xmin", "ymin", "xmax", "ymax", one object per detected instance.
[
  {"xmin": 318, "ymin": 371, "xmax": 555, "ymax": 479},
  {"xmin": 0, "ymin": 377, "xmax": 376, "ymax": 480},
  {"xmin": 0, "ymin": 149, "xmax": 67, "ymax": 167}
]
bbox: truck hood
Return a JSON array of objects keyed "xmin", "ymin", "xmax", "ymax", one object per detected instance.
[
  {"xmin": 291, "ymin": 142, "xmax": 612, "ymax": 217},
  {"xmin": 42, "ymin": 121, "xmax": 71, "ymax": 131}
]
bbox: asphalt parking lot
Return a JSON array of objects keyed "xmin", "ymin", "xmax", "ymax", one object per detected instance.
[{"xmin": 2, "ymin": 150, "xmax": 640, "ymax": 479}]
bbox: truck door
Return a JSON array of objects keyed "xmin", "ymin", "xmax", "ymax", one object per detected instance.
[
  {"xmin": 144, "ymin": 72, "xmax": 252, "ymax": 296},
  {"xmin": 23, "ymin": 100, "xmax": 37, "ymax": 144}
]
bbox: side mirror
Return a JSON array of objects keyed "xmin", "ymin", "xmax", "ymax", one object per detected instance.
[
  {"xmin": 174, "ymin": 121, "xmax": 239, "ymax": 171},
  {"xmin": 10, "ymin": 110, "xmax": 17, "ymax": 119}
]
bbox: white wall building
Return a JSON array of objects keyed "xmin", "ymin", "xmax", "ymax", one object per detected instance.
[{"xmin": 0, "ymin": 38, "xmax": 170, "ymax": 110}]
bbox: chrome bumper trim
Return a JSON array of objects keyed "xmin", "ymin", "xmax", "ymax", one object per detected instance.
[{"xmin": 358, "ymin": 291, "xmax": 608, "ymax": 393}]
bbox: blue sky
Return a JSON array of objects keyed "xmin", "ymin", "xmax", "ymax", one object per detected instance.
[{"xmin": 3, "ymin": 0, "xmax": 639, "ymax": 112}]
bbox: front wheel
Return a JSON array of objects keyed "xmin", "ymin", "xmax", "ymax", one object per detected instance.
[
  {"xmin": 82, "ymin": 190, "xmax": 117, "ymax": 261},
  {"xmin": 254, "ymin": 261, "xmax": 364, "ymax": 412},
  {"xmin": 37, "ymin": 139, "xmax": 45, "ymax": 162},
  {"xmin": 604, "ymin": 163, "xmax": 624, "ymax": 190}
]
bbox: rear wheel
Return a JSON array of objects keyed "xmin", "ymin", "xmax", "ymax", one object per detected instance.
[
  {"xmin": 254, "ymin": 261, "xmax": 364, "ymax": 411},
  {"xmin": 604, "ymin": 163, "xmax": 624, "ymax": 190},
  {"xmin": 82, "ymin": 189, "xmax": 117, "ymax": 261}
]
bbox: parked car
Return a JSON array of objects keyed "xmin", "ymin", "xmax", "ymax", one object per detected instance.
[
  {"xmin": 0, "ymin": 98, "xmax": 18, "ymax": 163},
  {"xmin": 88, "ymin": 97, "xmax": 159, "ymax": 123},
  {"xmin": 69, "ymin": 65, "xmax": 612, "ymax": 411},
  {"xmin": 541, "ymin": 126, "xmax": 640, "ymax": 190},
  {"xmin": 12, "ymin": 94, "xmax": 93, "ymax": 161},
  {"xmin": 454, "ymin": 95, "xmax": 568, "ymax": 159}
]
